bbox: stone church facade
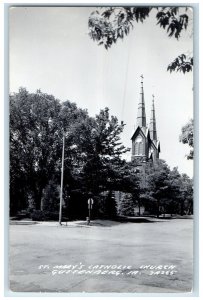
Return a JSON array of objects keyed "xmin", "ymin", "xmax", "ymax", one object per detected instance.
[
  {"xmin": 115, "ymin": 76, "xmax": 161, "ymax": 216},
  {"xmin": 131, "ymin": 76, "xmax": 160, "ymax": 162}
]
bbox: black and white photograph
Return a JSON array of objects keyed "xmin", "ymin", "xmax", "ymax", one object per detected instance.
[{"xmin": 9, "ymin": 5, "xmax": 194, "ymax": 294}]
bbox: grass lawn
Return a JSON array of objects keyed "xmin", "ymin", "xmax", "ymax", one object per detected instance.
[{"xmin": 9, "ymin": 218, "xmax": 193, "ymax": 293}]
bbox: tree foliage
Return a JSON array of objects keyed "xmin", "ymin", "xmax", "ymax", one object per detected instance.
[
  {"xmin": 179, "ymin": 119, "xmax": 194, "ymax": 159},
  {"xmin": 10, "ymin": 88, "xmax": 62, "ymax": 211},
  {"xmin": 156, "ymin": 7, "xmax": 189, "ymax": 39},
  {"xmin": 133, "ymin": 160, "xmax": 193, "ymax": 217},
  {"xmin": 10, "ymin": 88, "xmax": 91, "ymax": 213},
  {"xmin": 10, "ymin": 88, "xmax": 193, "ymax": 219},
  {"xmin": 117, "ymin": 192, "xmax": 136, "ymax": 216},
  {"xmin": 88, "ymin": 7, "xmax": 151, "ymax": 50},
  {"xmin": 167, "ymin": 54, "xmax": 193, "ymax": 73},
  {"xmin": 10, "ymin": 89, "xmax": 131, "ymax": 217},
  {"xmin": 115, "ymin": 159, "xmax": 193, "ymax": 217},
  {"xmin": 88, "ymin": 6, "xmax": 193, "ymax": 73}
]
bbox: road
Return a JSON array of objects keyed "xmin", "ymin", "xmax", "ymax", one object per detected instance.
[{"xmin": 9, "ymin": 218, "xmax": 193, "ymax": 293}]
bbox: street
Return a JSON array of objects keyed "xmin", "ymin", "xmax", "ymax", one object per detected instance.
[{"xmin": 9, "ymin": 218, "xmax": 193, "ymax": 293}]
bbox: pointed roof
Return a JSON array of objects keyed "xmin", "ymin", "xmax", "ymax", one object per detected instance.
[
  {"xmin": 131, "ymin": 125, "xmax": 150, "ymax": 140},
  {"xmin": 136, "ymin": 75, "xmax": 146, "ymax": 128},
  {"xmin": 149, "ymin": 94, "xmax": 157, "ymax": 141}
]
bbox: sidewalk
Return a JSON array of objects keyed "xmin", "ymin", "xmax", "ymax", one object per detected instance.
[
  {"xmin": 9, "ymin": 217, "xmax": 169, "ymax": 227},
  {"xmin": 9, "ymin": 219, "xmax": 121, "ymax": 227}
]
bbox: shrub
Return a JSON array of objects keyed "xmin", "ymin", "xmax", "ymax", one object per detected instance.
[
  {"xmin": 41, "ymin": 181, "xmax": 60, "ymax": 212},
  {"xmin": 31, "ymin": 210, "xmax": 67, "ymax": 221},
  {"xmin": 31, "ymin": 210, "xmax": 47, "ymax": 221}
]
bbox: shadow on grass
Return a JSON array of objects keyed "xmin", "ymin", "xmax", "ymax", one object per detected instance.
[
  {"xmin": 115, "ymin": 216, "xmax": 160, "ymax": 223},
  {"xmin": 71, "ymin": 216, "xmax": 161, "ymax": 228}
]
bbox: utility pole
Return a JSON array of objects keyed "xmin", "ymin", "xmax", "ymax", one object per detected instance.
[
  {"xmin": 87, "ymin": 198, "xmax": 94, "ymax": 225},
  {"xmin": 59, "ymin": 133, "xmax": 65, "ymax": 225}
]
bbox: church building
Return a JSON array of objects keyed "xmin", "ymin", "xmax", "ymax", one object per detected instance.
[{"xmin": 131, "ymin": 76, "xmax": 160, "ymax": 162}]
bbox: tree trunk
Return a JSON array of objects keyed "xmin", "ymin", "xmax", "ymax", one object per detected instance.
[
  {"xmin": 138, "ymin": 199, "xmax": 141, "ymax": 216},
  {"xmin": 33, "ymin": 186, "xmax": 43, "ymax": 210},
  {"xmin": 157, "ymin": 199, "xmax": 160, "ymax": 218},
  {"xmin": 181, "ymin": 200, "xmax": 184, "ymax": 216}
]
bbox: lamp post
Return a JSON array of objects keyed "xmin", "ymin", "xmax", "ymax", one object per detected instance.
[
  {"xmin": 59, "ymin": 133, "xmax": 65, "ymax": 225},
  {"xmin": 87, "ymin": 198, "xmax": 94, "ymax": 225}
]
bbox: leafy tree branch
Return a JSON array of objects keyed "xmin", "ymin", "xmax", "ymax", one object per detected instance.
[{"xmin": 88, "ymin": 6, "xmax": 193, "ymax": 73}]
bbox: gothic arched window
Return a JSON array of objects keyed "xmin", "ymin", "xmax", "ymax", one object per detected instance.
[
  {"xmin": 135, "ymin": 142, "xmax": 139, "ymax": 155},
  {"xmin": 134, "ymin": 141, "xmax": 143, "ymax": 155},
  {"xmin": 138, "ymin": 142, "xmax": 143, "ymax": 155}
]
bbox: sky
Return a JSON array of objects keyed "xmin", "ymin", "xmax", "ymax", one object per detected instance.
[{"xmin": 9, "ymin": 6, "xmax": 194, "ymax": 177}]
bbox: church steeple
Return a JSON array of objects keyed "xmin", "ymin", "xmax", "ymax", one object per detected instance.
[
  {"xmin": 136, "ymin": 75, "xmax": 146, "ymax": 128},
  {"xmin": 149, "ymin": 94, "xmax": 157, "ymax": 141},
  {"xmin": 131, "ymin": 81, "xmax": 160, "ymax": 163}
]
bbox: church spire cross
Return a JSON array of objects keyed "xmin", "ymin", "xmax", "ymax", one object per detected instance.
[{"xmin": 140, "ymin": 74, "xmax": 144, "ymax": 86}]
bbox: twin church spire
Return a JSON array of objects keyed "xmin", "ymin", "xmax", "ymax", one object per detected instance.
[
  {"xmin": 131, "ymin": 75, "xmax": 160, "ymax": 162},
  {"xmin": 149, "ymin": 94, "xmax": 157, "ymax": 141},
  {"xmin": 136, "ymin": 75, "xmax": 157, "ymax": 142}
]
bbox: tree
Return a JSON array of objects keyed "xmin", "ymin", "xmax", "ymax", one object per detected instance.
[
  {"xmin": 137, "ymin": 160, "xmax": 193, "ymax": 217},
  {"xmin": 41, "ymin": 180, "xmax": 60, "ymax": 212},
  {"xmin": 10, "ymin": 88, "xmax": 62, "ymax": 213},
  {"xmin": 180, "ymin": 173, "xmax": 193, "ymax": 215},
  {"xmin": 10, "ymin": 88, "xmax": 192, "ymax": 219},
  {"xmin": 165, "ymin": 167, "xmax": 185, "ymax": 216},
  {"xmin": 10, "ymin": 89, "xmax": 134, "ymax": 219},
  {"xmin": 103, "ymin": 191, "xmax": 118, "ymax": 218},
  {"xmin": 113, "ymin": 160, "xmax": 143, "ymax": 217},
  {"xmin": 145, "ymin": 160, "xmax": 172, "ymax": 217},
  {"xmin": 165, "ymin": 168, "xmax": 193, "ymax": 216},
  {"xmin": 88, "ymin": 6, "xmax": 193, "ymax": 73},
  {"xmin": 117, "ymin": 192, "xmax": 135, "ymax": 216},
  {"xmin": 10, "ymin": 88, "xmax": 91, "ymax": 214},
  {"xmin": 179, "ymin": 119, "xmax": 194, "ymax": 159},
  {"xmin": 79, "ymin": 108, "xmax": 130, "ymax": 195},
  {"xmin": 65, "ymin": 107, "xmax": 142, "ymax": 219}
]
